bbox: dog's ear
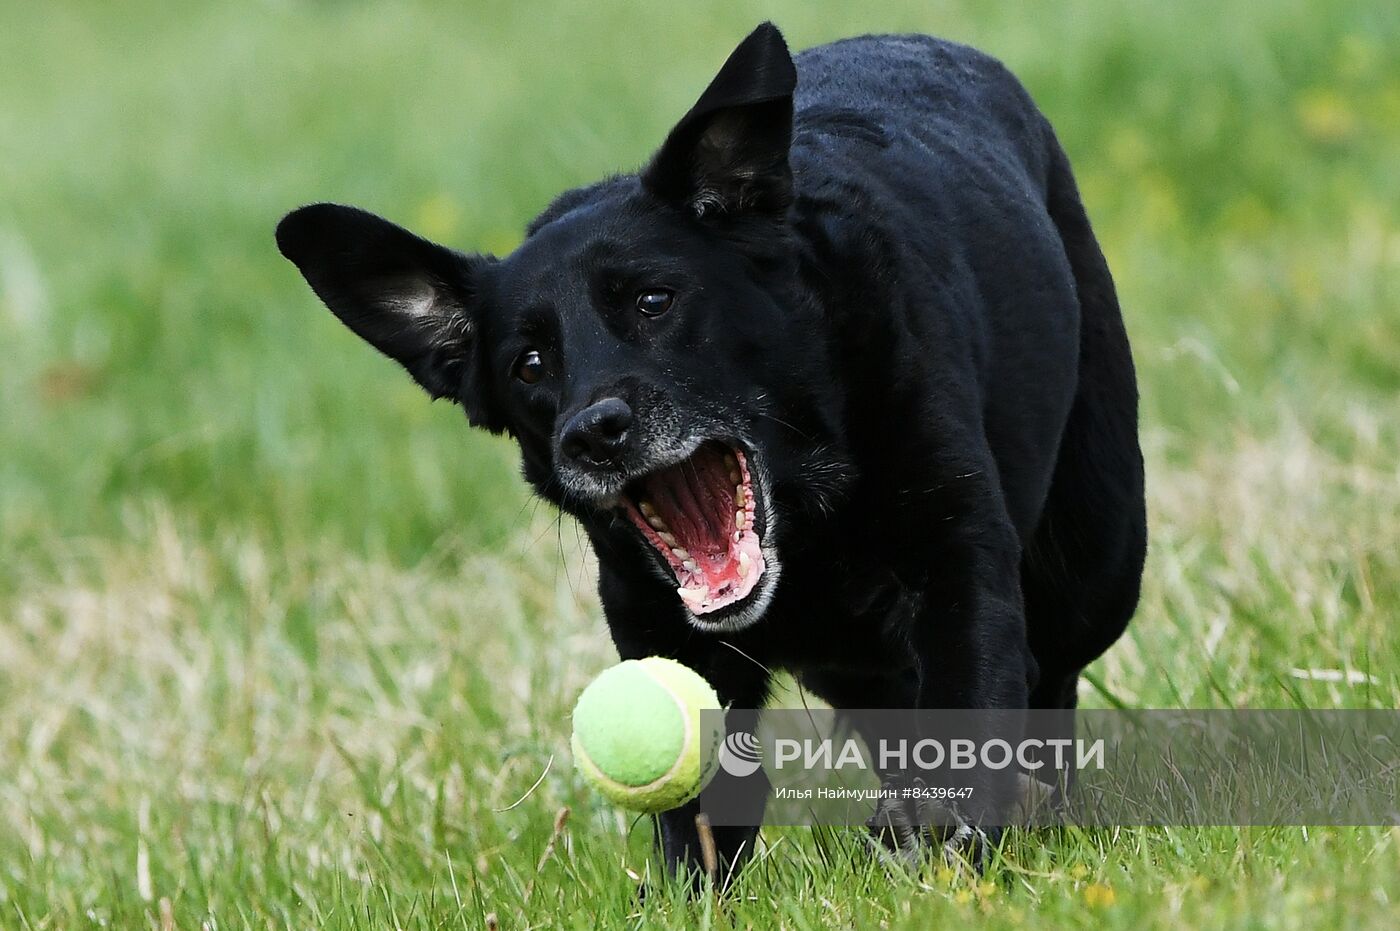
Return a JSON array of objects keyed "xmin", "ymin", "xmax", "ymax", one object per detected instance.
[
  {"xmin": 275, "ymin": 203, "xmax": 501, "ymax": 428},
  {"xmin": 642, "ymin": 22, "xmax": 796, "ymax": 218}
]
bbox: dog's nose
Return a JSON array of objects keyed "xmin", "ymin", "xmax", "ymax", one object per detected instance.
[{"xmin": 560, "ymin": 398, "xmax": 634, "ymax": 467}]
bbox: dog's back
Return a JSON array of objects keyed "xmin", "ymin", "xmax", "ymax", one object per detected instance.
[
  {"xmin": 789, "ymin": 34, "xmax": 1146, "ymax": 705},
  {"xmin": 795, "ymin": 33, "xmax": 1051, "ymax": 180}
]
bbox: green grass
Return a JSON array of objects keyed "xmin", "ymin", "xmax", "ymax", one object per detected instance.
[{"xmin": 3, "ymin": 0, "xmax": 1399, "ymax": 927}]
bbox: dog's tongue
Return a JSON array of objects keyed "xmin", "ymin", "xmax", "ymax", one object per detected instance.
[{"xmin": 629, "ymin": 443, "xmax": 764, "ymax": 614}]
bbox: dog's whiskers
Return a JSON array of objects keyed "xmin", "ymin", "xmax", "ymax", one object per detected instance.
[{"xmin": 752, "ymin": 410, "xmax": 815, "ymax": 440}]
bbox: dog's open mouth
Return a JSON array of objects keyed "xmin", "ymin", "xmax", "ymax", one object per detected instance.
[{"xmin": 621, "ymin": 441, "xmax": 766, "ymax": 615}]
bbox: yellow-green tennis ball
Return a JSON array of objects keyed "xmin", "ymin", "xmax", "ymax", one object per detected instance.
[{"xmin": 571, "ymin": 657, "xmax": 724, "ymax": 814}]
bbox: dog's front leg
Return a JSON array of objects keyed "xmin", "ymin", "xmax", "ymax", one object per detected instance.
[
  {"xmin": 652, "ymin": 694, "xmax": 772, "ymax": 890},
  {"xmin": 874, "ymin": 478, "xmax": 1033, "ymax": 869},
  {"xmin": 597, "ymin": 573, "xmax": 772, "ymax": 888},
  {"xmin": 655, "ymin": 708, "xmax": 771, "ymax": 890},
  {"xmin": 909, "ymin": 615, "xmax": 1027, "ymax": 870}
]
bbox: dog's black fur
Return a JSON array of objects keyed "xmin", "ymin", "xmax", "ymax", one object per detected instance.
[{"xmin": 277, "ymin": 24, "xmax": 1145, "ymax": 882}]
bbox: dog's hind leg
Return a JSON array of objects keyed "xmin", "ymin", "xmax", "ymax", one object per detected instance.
[
  {"xmin": 1016, "ymin": 133, "xmax": 1147, "ymax": 810},
  {"xmin": 1022, "ymin": 132, "xmax": 1147, "ymax": 709}
]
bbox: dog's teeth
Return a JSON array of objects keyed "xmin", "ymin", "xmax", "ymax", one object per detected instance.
[
  {"xmin": 676, "ymin": 585, "xmax": 709, "ymax": 604},
  {"xmin": 639, "ymin": 501, "xmax": 657, "ymax": 519},
  {"xmin": 658, "ymin": 531, "xmax": 677, "ymax": 547},
  {"xmin": 733, "ymin": 530, "xmax": 743, "ymax": 543},
  {"xmin": 647, "ymin": 514, "xmax": 669, "ymax": 532},
  {"xmin": 672, "ymin": 547, "xmax": 690, "ymax": 560},
  {"xmin": 737, "ymin": 551, "xmax": 751, "ymax": 578},
  {"xmin": 734, "ymin": 484, "xmax": 745, "ymax": 504},
  {"xmin": 683, "ymin": 558, "xmax": 698, "ymax": 573},
  {"xmin": 734, "ymin": 510, "xmax": 746, "ymax": 530},
  {"xmin": 729, "ymin": 468, "xmax": 741, "ymax": 485}
]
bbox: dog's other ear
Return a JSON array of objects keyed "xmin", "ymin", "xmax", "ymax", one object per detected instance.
[
  {"xmin": 642, "ymin": 22, "xmax": 796, "ymax": 218},
  {"xmin": 275, "ymin": 204, "xmax": 501, "ymax": 428}
]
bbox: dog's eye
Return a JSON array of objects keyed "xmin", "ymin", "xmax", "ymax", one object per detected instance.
[
  {"xmin": 514, "ymin": 350, "xmax": 544, "ymax": 385},
  {"xmin": 635, "ymin": 289, "xmax": 675, "ymax": 317}
]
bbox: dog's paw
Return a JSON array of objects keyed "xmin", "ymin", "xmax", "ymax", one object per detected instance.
[
  {"xmin": 934, "ymin": 816, "xmax": 995, "ymax": 872},
  {"xmin": 865, "ymin": 779, "xmax": 996, "ymax": 872},
  {"xmin": 866, "ymin": 788, "xmax": 926, "ymax": 866}
]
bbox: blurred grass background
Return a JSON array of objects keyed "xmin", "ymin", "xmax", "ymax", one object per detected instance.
[{"xmin": 1, "ymin": 1, "xmax": 1398, "ymax": 927}]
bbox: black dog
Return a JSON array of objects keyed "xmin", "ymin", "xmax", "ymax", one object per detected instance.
[{"xmin": 277, "ymin": 23, "xmax": 1145, "ymax": 881}]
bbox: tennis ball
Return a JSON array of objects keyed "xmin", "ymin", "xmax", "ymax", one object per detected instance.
[{"xmin": 571, "ymin": 657, "xmax": 724, "ymax": 813}]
